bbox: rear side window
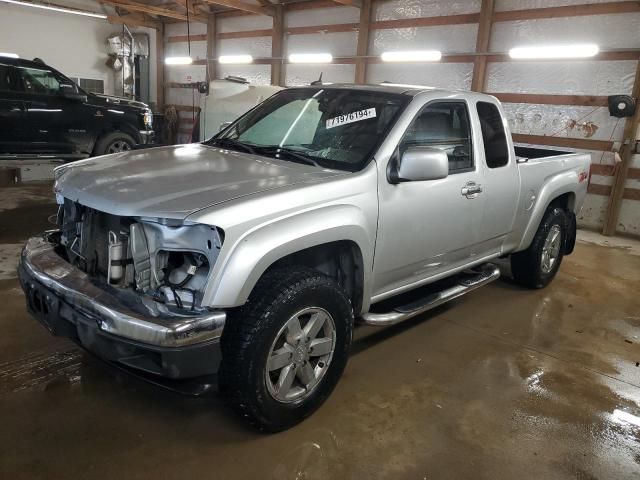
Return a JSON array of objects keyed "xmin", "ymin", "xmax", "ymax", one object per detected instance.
[
  {"xmin": 400, "ymin": 101, "xmax": 473, "ymax": 173},
  {"xmin": 477, "ymin": 101, "xmax": 509, "ymax": 168}
]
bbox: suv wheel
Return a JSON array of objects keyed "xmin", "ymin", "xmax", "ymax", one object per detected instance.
[
  {"xmin": 219, "ymin": 266, "xmax": 353, "ymax": 432},
  {"xmin": 94, "ymin": 132, "xmax": 135, "ymax": 156},
  {"xmin": 511, "ymin": 206, "xmax": 567, "ymax": 288}
]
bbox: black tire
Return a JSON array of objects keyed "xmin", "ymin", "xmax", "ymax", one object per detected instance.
[
  {"xmin": 219, "ymin": 266, "xmax": 353, "ymax": 432},
  {"xmin": 511, "ymin": 206, "xmax": 567, "ymax": 289},
  {"xmin": 93, "ymin": 131, "xmax": 135, "ymax": 156}
]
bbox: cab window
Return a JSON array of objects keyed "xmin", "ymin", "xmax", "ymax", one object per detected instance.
[
  {"xmin": 476, "ymin": 101, "xmax": 509, "ymax": 168},
  {"xmin": 399, "ymin": 101, "xmax": 473, "ymax": 174}
]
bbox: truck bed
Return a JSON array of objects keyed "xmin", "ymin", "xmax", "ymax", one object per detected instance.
[{"xmin": 514, "ymin": 145, "xmax": 573, "ymax": 160}]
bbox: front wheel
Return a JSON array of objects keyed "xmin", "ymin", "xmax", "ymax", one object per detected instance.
[
  {"xmin": 219, "ymin": 266, "xmax": 353, "ymax": 432},
  {"xmin": 511, "ymin": 206, "xmax": 567, "ymax": 289},
  {"xmin": 93, "ymin": 131, "xmax": 135, "ymax": 156}
]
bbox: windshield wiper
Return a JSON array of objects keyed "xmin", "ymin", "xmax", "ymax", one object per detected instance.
[
  {"xmin": 254, "ymin": 146, "xmax": 320, "ymax": 167},
  {"xmin": 207, "ymin": 137, "xmax": 256, "ymax": 155}
]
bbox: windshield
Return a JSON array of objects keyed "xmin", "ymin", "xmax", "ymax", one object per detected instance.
[{"xmin": 205, "ymin": 88, "xmax": 409, "ymax": 172}]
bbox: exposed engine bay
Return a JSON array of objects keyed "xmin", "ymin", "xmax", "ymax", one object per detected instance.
[{"xmin": 57, "ymin": 199, "xmax": 223, "ymax": 312}]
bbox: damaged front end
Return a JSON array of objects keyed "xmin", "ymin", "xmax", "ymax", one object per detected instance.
[
  {"xmin": 18, "ymin": 199, "xmax": 227, "ymax": 379},
  {"xmin": 57, "ymin": 199, "xmax": 223, "ymax": 312}
]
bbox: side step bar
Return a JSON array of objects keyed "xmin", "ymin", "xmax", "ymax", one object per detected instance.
[{"xmin": 360, "ymin": 263, "xmax": 501, "ymax": 326}]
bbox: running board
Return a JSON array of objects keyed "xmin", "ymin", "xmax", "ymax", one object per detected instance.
[{"xmin": 360, "ymin": 263, "xmax": 500, "ymax": 326}]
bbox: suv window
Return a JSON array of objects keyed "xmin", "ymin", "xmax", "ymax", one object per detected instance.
[
  {"xmin": 477, "ymin": 101, "xmax": 509, "ymax": 168},
  {"xmin": 0, "ymin": 64, "xmax": 22, "ymax": 92},
  {"xmin": 400, "ymin": 102, "xmax": 473, "ymax": 173},
  {"xmin": 15, "ymin": 65, "xmax": 70, "ymax": 95}
]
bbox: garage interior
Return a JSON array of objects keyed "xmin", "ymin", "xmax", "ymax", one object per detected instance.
[{"xmin": 1, "ymin": 0, "xmax": 640, "ymax": 478}]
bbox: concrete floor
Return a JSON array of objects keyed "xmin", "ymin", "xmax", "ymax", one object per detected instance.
[{"xmin": 1, "ymin": 182, "xmax": 639, "ymax": 480}]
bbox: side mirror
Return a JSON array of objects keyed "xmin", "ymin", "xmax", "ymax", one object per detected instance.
[
  {"xmin": 61, "ymin": 87, "xmax": 87, "ymax": 103},
  {"xmin": 397, "ymin": 146, "xmax": 449, "ymax": 182},
  {"xmin": 219, "ymin": 121, "xmax": 232, "ymax": 132}
]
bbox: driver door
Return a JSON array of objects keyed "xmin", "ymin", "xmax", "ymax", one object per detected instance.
[
  {"xmin": 372, "ymin": 100, "xmax": 486, "ymax": 299},
  {"xmin": 15, "ymin": 64, "xmax": 91, "ymax": 154}
]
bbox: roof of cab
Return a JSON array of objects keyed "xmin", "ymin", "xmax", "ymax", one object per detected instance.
[
  {"xmin": 286, "ymin": 83, "xmax": 502, "ymax": 105},
  {"xmin": 286, "ymin": 82, "xmax": 465, "ymax": 97}
]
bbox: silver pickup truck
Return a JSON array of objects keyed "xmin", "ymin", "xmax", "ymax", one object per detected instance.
[{"xmin": 19, "ymin": 84, "xmax": 590, "ymax": 431}]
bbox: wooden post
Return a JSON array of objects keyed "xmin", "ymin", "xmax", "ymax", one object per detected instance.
[
  {"xmin": 156, "ymin": 21, "xmax": 165, "ymax": 109},
  {"xmin": 603, "ymin": 60, "xmax": 640, "ymax": 235},
  {"xmin": 470, "ymin": 0, "xmax": 494, "ymax": 92},
  {"xmin": 206, "ymin": 13, "xmax": 217, "ymax": 82},
  {"xmin": 271, "ymin": 4, "xmax": 284, "ymax": 86},
  {"xmin": 354, "ymin": 0, "xmax": 371, "ymax": 84}
]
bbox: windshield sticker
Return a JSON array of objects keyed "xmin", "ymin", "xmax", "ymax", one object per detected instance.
[{"xmin": 326, "ymin": 108, "xmax": 376, "ymax": 129}]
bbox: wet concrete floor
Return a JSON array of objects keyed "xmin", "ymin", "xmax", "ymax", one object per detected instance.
[{"xmin": 0, "ymin": 182, "xmax": 639, "ymax": 479}]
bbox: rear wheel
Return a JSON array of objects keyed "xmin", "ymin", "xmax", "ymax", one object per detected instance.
[
  {"xmin": 219, "ymin": 266, "xmax": 353, "ymax": 432},
  {"xmin": 511, "ymin": 207, "xmax": 567, "ymax": 289},
  {"xmin": 93, "ymin": 132, "xmax": 135, "ymax": 156}
]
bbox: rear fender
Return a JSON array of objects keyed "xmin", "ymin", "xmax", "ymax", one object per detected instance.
[{"xmin": 515, "ymin": 169, "xmax": 580, "ymax": 252}]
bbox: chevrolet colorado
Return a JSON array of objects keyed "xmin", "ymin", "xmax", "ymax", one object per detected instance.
[{"xmin": 18, "ymin": 84, "xmax": 590, "ymax": 431}]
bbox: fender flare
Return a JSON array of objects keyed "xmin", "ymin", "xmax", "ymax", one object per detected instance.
[
  {"xmin": 516, "ymin": 170, "xmax": 577, "ymax": 252},
  {"xmin": 201, "ymin": 204, "xmax": 373, "ymax": 308}
]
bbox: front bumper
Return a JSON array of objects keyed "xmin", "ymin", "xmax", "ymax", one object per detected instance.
[
  {"xmin": 138, "ymin": 129, "xmax": 154, "ymax": 144},
  {"xmin": 18, "ymin": 234, "xmax": 225, "ymax": 379}
]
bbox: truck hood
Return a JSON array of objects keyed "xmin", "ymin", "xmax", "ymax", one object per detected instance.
[
  {"xmin": 90, "ymin": 93, "xmax": 149, "ymax": 111},
  {"xmin": 55, "ymin": 144, "xmax": 347, "ymax": 219}
]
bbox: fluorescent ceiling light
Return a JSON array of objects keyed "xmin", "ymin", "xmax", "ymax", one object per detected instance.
[
  {"xmin": 0, "ymin": 0, "xmax": 107, "ymax": 19},
  {"xmin": 165, "ymin": 56, "xmax": 193, "ymax": 65},
  {"xmin": 218, "ymin": 55, "xmax": 253, "ymax": 65},
  {"xmin": 509, "ymin": 44, "xmax": 599, "ymax": 59},
  {"xmin": 0, "ymin": 52, "xmax": 19, "ymax": 58},
  {"xmin": 381, "ymin": 50, "xmax": 442, "ymax": 62},
  {"xmin": 289, "ymin": 53, "xmax": 333, "ymax": 64}
]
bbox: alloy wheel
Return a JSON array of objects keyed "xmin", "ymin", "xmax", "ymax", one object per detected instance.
[{"xmin": 265, "ymin": 307, "xmax": 336, "ymax": 403}]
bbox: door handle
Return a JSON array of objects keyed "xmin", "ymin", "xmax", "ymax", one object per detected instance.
[
  {"xmin": 461, "ymin": 182, "xmax": 483, "ymax": 198},
  {"xmin": 9, "ymin": 102, "xmax": 25, "ymax": 112}
]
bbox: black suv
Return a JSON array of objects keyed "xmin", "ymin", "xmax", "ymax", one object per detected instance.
[{"xmin": 0, "ymin": 56, "xmax": 154, "ymax": 160}]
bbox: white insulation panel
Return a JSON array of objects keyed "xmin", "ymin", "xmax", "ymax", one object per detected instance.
[
  {"xmin": 287, "ymin": 6, "xmax": 360, "ymax": 26},
  {"xmin": 619, "ymin": 200, "xmax": 640, "ymax": 237},
  {"xmin": 219, "ymin": 37, "xmax": 272, "ymax": 58},
  {"xmin": 286, "ymin": 32, "xmax": 359, "ymax": 56},
  {"xmin": 373, "ymin": 0, "xmax": 480, "ymax": 20},
  {"xmin": 371, "ymin": 24, "xmax": 478, "ymax": 54},
  {"xmin": 367, "ymin": 62, "xmax": 473, "ymax": 89},
  {"xmin": 218, "ymin": 14, "xmax": 272, "ymax": 33},
  {"xmin": 165, "ymin": 41, "xmax": 207, "ymax": 60},
  {"xmin": 165, "ymin": 22, "xmax": 207, "ymax": 37},
  {"xmin": 495, "ymin": 0, "xmax": 628, "ymax": 11},
  {"xmin": 486, "ymin": 61, "xmax": 636, "ymax": 96},
  {"xmin": 285, "ymin": 64, "xmax": 356, "ymax": 86},
  {"xmin": 166, "ymin": 65, "xmax": 206, "ymax": 83},
  {"xmin": 577, "ymin": 194, "xmax": 609, "ymax": 230},
  {"xmin": 502, "ymin": 103, "xmax": 626, "ymax": 142},
  {"xmin": 491, "ymin": 15, "xmax": 640, "ymax": 51},
  {"xmin": 217, "ymin": 65, "xmax": 272, "ymax": 85}
]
